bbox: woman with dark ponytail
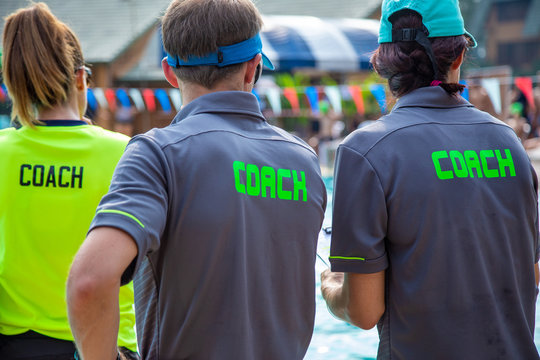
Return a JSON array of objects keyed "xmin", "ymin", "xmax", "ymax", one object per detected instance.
[
  {"xmin": 0, "ymin": 3, "xmax": 137, "ymax": 359},
  {"xmin": 322, "ymin": 1, "xmax": 540, "ymax": 359}
]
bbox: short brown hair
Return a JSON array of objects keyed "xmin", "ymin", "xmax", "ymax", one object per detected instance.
[
  {"xmin": 371, "ymin": 10, "xmax": 469, "ymax": 98},
  {"xmin": 162, "ymin": 0, "xmax": 263, "ymax": 88},
  {"xmin": 2, "ymin": 2, "xmax": 85, "ymax": 127}
]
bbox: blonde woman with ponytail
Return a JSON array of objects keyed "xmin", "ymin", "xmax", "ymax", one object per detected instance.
[{"xmin": 0, "ymin": 3, "xmax": 138, "ymax": 359}]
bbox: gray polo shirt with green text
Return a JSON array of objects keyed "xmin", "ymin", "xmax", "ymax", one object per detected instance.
[
  {"xmin": 330, "ymin": 86, "xmax": 539, "ymax": 359},
  {"xmin": 90, "ymin": 91, "xmax": 326, "ymax": 359}
]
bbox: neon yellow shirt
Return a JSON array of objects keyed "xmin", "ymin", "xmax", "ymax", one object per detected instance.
[{"xmin": 0, "ymin": 122, "xmax": 137, "ymax": 351}]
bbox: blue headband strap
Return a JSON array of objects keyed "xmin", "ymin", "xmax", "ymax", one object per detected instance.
[{"xmin": 166, "ymin": 33, "xmax": 274, "ymax": 70}]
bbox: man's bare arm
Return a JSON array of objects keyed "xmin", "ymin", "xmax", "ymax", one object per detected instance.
[{"xmin": 67, "ymin": 227, "xmax": 138, "ymax": 360}]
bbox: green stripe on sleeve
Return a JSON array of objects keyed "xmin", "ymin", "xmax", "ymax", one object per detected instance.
[
  {"xmin": 329, "ymin": 256, "xmax": 366, "ymax": 261},
  {"xmin": 97, "ymin": 209, "xmax": 145, "ymax": 229}
]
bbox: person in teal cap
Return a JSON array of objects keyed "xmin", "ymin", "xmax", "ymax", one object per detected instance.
[{"xmin": 321, "ymin": 0, "xmax": 540, "ymax": 359}]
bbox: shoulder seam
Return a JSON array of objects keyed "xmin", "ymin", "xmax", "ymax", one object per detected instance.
[
  {"xmin": 339, "ymin": 144, "xmax": 386, "ymax": 202},
  {"xmin": 145, "ymin": 128, "xmax": 317, "ymax": 157},
  {"xmin": 360, "ymin": 120, "xmax": 512, "ymax": 156}
]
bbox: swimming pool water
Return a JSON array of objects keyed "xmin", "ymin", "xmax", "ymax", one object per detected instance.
[{"xmin": 304, "ymin": 178, "xmax": 540, "ymax": 359}]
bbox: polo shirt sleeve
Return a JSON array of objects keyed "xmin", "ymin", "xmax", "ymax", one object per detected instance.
[
  {"xmin": 329, "ymin": 144, "xmax": 389, "ymax": 274},
  {"xmin": 89, "ymin": 135, "xmax": 169, "ymax": 284}
]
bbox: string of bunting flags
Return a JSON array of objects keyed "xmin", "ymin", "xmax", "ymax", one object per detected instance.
[
  {"xmin": 0, "ymin": 84, "xmax": 390, "ymax": 116},
  {"xmin": 0, "ymin": 76, "xmax": 537, "ymax": 116}
]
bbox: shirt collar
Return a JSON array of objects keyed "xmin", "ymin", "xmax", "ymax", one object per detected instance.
[
  {"xmin": 36, "ymin": 120, "xmax": 88, "ymax": 126},
  {"xmin": 172, "ymin": 91, "xmax": 265, "ymax": 124},
  {"xmin": 393, "ymin": 86, "xmax": 474, "ymax": 112}
]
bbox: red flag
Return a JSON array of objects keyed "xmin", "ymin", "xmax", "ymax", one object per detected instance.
[
  {"xmin": 143, "ymin": 89, "xmax": 156, "ymax": 112},
  {"xmin": 104, "ymin": 88, "xmax": 117, "ymax": 112},
  {"xmin": 515, "ymin": 77, "xmax": 536, "ymax": 111}
]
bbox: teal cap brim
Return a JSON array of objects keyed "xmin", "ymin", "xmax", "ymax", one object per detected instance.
[{"xmin": 464, "ymin": 30, "xmax": 477, "ymax": 48}]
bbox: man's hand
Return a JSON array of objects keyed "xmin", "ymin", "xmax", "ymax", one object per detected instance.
[
  {"xmin": 320, "ymin": 269, "xmax": 385, "ymax": 330},
  {"xmin": 321, "ymin": 269, "xmax": 345, "ymax": 302},
  {"xmin": 320, "ymin": 269, "xmax": 348, "ymax": 321}
]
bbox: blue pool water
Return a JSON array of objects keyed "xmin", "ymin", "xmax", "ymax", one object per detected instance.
[{"xmin": 304, "ymin": 178, "xmax": 540, "ymax": 359}]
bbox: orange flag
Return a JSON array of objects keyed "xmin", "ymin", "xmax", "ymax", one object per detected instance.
[
  {"xmin": 348, "ymin": 85, "xmax": 365, "ymax": 115},
  {"xmin": 283, "ymin": 87, "xmax": 300, "ymax": 113}
]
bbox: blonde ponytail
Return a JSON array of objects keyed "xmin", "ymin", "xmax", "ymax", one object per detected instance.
[{"xmin": 2, "ymin": 2, "xmax": 84, "ymax": 126}]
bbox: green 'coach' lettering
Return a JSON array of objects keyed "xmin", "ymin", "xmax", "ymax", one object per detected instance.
[
  {"xmin": 261, "ymin": 166, "xmax": 276, "ymax": 198},
  {"xmin": 495, "ymin": 149, "xmax": 515, "ymax": 177},
  {"xmin": 233, "ymin": 161, "xmax": 246, "ymax": 194},
  {"xmin": 431, "ymin": 151, "xmax": 454, "ymax": 180},
  {"xmin": 246, "ymin": 164, "xmax": 260, "ymax": 196},
  {"xmin": 431, "ymin": 149, "xmax": 516, "ymax": 180},
  {"xmin": 233, "ymin": 161, "xmax": 308, "ymax": 202},
  {"xmin": 277, "ymin": 169, "xmax": 292, "ymax": 200},
  {"xmin": 464, "ymin": 150, "xmax": 483, "ymax": 178},
  {"xmin": 449, "ymin": 151, "xmax": 468, "ymax": 178},
  {"xmin": 479, "ymin": 150, "xmax": 499, "ymax": 178},
  {"xmin": 292, "ymin": 170, "xmax": 307, "ymax": 202}
]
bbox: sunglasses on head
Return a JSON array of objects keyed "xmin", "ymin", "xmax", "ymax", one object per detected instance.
[
  {"xmin": 254, "ymin": 63, "xmax": 262, "ymax": 85},
  {"xmin": 75, "ymin": 65, "xmax": 92, "ymax": 87}
]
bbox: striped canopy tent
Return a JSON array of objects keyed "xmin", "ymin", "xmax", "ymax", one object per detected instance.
[
  {"xmin": 121, "ymin": 15, "xmax": 381, "ymax": 81},
  {"xmin": 260, "ymin": 15, "xmax": 380, "ymax": 72}
]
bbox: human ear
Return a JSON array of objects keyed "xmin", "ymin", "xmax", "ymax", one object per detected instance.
[
  {"xmin": 451, "ymin": 49, "xmax": 466, "ymax": 71},
  {"xmin": 244, "ymin": 54, "xmax": 262, "ymax": 85},
  {"xmin": 162, "ymin": 58, "xmax": 180, "ymax": 88},
  {"xmin": 75, "ymin": 68, "xmax": 86, "ymax": 91}
]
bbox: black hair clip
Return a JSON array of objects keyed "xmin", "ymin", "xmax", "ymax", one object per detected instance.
[
  {"xmin": 391, "ymin": 25, "xmax": 440, "ymax": 81},
  {"xmin": 391, "ymin": 25, "xmax": 429, "ymax": 42}
]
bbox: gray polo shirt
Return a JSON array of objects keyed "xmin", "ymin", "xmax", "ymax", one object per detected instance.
[
  {"xmin": 90, "ymin": 91, "xmax": 326, "ymax": 359},
  {"xmin": 330, "ymin": 87, "xmax": 539, "ymax": 359}
]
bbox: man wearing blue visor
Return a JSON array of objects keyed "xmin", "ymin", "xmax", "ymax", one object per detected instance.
[{"xmin": 67, "ymin": 0, "xmax": 327, "ymax": 359}]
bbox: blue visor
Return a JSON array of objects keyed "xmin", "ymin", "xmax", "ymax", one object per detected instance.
[{"xmin": 167, "ymin": 33, "xmax": 275, "ymax": 70}]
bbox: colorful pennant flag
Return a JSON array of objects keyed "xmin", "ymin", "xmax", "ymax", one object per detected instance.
[
  {"xmin": 115, "ymin": 89, "xmax": 132, "ymax": 108},
  {"xmin": 480, "ymin": 78, "xmax": 502, "ymax": 114},
  {"xmin": 0, "ymin": 86, "xmax": 6, "ymax": 103},
  {"xmin": 348, "ymin": 85, "xmax": 365, "ymax": 115},
  {"xmin": 283, "ymin": 87, "xmax": 300, "ymax": 113},
  {"xmin": 142, "ymin": 89, "xmax": 156, "ymax": 112},
  {"xmin": 128, "ymin": 89, "xmax": 146, "ymax": 111},
  {"xmin": 265, "ymin": 88, "xmax": 282, "ymax": 115},
  {"xmin": 154, "ymin": 89, "xmax": 172, "ymax": 112},
  {"xmin": 369, "ymin": 84, "xmax": 387, "ymax": 114},
  {"xmin": 515, "ymin": 77, "xmax": 535, "ymax": 111},
  {"xmin": 90, "ymin": 88, "xmax": 108, "ymax": 108},
  {"xmin": 104, "ymin": 88, "xmax": 117, "ymax": 112},
  {"xmin": 86, "ymin": 89, "xmax": 98, "ymax": 111},
  {"xmin": 324, "ymin": 86, "xmax": 342, "ymax": 115},
  {"xmin": 168, "ymin": 89, "xmax": 182, "ymax": 111},
  {"xmin": 305, "ymin": 86, "xmax": 320, "ymax": 114},
  {"xmin": 459, "ymin": 80, "xmax": 469, "ymax": 101},
  {"xmin": 252, "ymin": 88, "xmax": 262, "ymax": 104}
]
